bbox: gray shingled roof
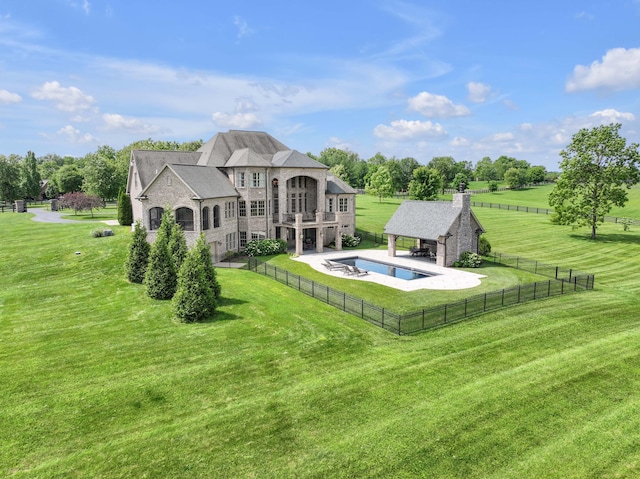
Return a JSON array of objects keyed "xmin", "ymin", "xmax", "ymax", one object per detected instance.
[
  {"xmin": 225, "ymin": 148, "xmax": 272, "ymax": 168},
  {"xmin": 131, "ymin": 150, "xmax": 201, "ymax": 190},
  {"xmin": 326, "ymin": 174, "xmax": 356, "ymax": 194},
  {"xmin": 140, "ymin": 164, "xmax": 239, "ymax": 200},
  {"xmin": 168, "ymin": 164, "xmax": 239, "ymax": 199},
  {"xmin": 384, "ymin": 200, "xmax": 461, "ymax": 239},
  {"xmin": 271, "ymin": 150, "xmax": 328, "ymax": 168},
  {"xmin": 197, "ymin": 130, "xmax": 289, "ymax": 167}
]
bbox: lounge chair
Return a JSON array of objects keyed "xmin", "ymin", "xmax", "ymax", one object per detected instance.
[
  {"xmin": 322, "ymin": 260, "xmax": 347, "ymax": 271},
  {"xmin": 343, "ymin": 265, "xmax": 368, "ymax": 276}
]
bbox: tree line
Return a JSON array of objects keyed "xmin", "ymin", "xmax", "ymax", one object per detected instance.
[
  {"xmin": 0, "ymin": 137, "xmax": 553, "ymax": 205},
  {"xmin": 0, "ymin": 139, "xmax": 203, "ymax": 203}
]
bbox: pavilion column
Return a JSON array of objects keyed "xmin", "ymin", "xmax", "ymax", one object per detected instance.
[
  {"xmin": 295, "ymin": 213, "xmax": 303, "ymax": 256},
  {"xmin": 388, "ymin": 234, "xmax": 397, "ymax": 257},
  {"xmin": 315, "ymin": 211, "xmax": 324, "ymax": 253}
]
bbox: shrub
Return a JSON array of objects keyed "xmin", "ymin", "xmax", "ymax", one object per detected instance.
[
  {"xmin": 478, "ymin": 235, "xmax": 492, "ymax": 256},
  {"xmin": 488, "ymin": 180, "xmax": 499, "ymax": 192},
  {"xmin": 91, "ymin": 229, "xmax": 104, "ymax": 238},
  {"xmin": 169, "ymin": 222, "xmax": 188, "ymax": 271},
  {"xmin": 244, "ymin": 239, "xmax": 288, "ymax": 257},
  {"xmin": 341, "ymin": 234, "xmax": 361, "ymax": 248},
  {"xmin": 144, "ymin": 210, "xmax": 178, "ymax": 299},
  {"xmin": 621, "ymin": 218, "xmax": 632, "ymax": 231},
  {"xmin": 455, "ymin": 251, "xmax": 482, "ymax": 268},
  {"xmin": 126, "ymin": 221, "xmax": 150, "ymax": 284}
]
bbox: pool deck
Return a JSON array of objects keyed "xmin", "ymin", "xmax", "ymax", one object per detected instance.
[{"xmin": 292, "ymin": 249, "xmax": 486, "ymax": 292}]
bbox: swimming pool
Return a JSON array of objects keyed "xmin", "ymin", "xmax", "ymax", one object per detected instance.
[{"xmin": 334, "ymin": 256, "xmax": 439, "ymax": 281}]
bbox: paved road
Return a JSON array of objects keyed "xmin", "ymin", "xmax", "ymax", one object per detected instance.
[{"xmin": 24, "ymin": 208, "xmax": 82, "ymax": 224}]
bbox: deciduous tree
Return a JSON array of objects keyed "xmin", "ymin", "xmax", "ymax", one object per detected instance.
[
  {"xmin": 0, "ymin": 155, "xmax": 21, "ymax": 202},
  {"xmin": 549, "ymin": 123, "xmax": 640, "ymax": 239},
  {"xmin": 365, "ymin": 165, "xmax": 395, "ymax": 202},
  {"xmin": 20, "ymin": 151, "xmax": 41, "ymax": 199},
  {"xmin": 408, "ymin": 166, "xmax": 441, "ymax": 200}
]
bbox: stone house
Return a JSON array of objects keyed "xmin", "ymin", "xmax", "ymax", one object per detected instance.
[
  {"xmin": 126, "ymin": 130, "xmax": 356, "ymax": 261},
  {"xmin": 384, "ymin": 193, "xmax": 485, "ymax": 267}
]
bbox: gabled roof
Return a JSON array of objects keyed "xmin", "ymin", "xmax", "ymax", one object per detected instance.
[
  {"xmin": 225, "ymin": 148, "xmax": 272, "ymax": 168},
  {"xmin": 197, "ymin": 130, "xmax": 289, "ymax": 167},
  {"xmin": 131, "ymin": 150, "xmax": 201, "ymax": 191},
  {"xmin": 271, "ymin": 150, "xmax": 328, "ymax": 169},
  {"xmin": 384, "ymin": 200, "xmax": 462, "ymax": 239},
  {"xmin": 140, "ymin": 164, "xmax": 239, "ymax": 200},
  {"xmin": 326, "ymin": 174, "xmax": 356, "ymax": 194}
]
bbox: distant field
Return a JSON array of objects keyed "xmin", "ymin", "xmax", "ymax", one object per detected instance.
[{"xmin": 2, "ymin": 189, "xmax": 640, "ymax": 478}]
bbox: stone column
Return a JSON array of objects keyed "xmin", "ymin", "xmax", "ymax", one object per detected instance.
[
  {"xmin": 315, "ymin": 211, "xmax": 324, "ymax": 253},
  {"xmin": 388, "ymin": 234, "xmax": 397, "ymax": 257},
  {"xmin": 295, "ymin": 213, "xmax": 303, "ymax": 256}
]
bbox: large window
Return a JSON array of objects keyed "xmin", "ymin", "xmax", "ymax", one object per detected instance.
[
  {"xmin": 239, "ymin": 231, "xmax": 247, "ymax": 248},
  {"xmin": 238, "ymin": 200, "xmax": 246, "ymax": 217},
  {"xmin": 250, "ymin": 200, "xmax": 265, "ymax": 216},
  {"xmin": 328, "ymin": 198, "xmax": 334, "ymax": 213},
  {"xmin": 202, "ymin": 206, "xmax": 210, "ymax": 230},
  {"xmin": 251, "ymin": 172, "xmax": 265, "ymax": 188},
  {"xmin": 339, "ymin": 198, "xmax": 348, "ymax": 212},
  {"xmin": 225, "ymin": 232, "xmax": 237, "ymax": 251},
  {"xmin": 149, "ymin": 207, "xmax": 164, "ymax": 230},
  {"xmin": 176, "ymin": 207, "xmax": 194, "ymax": 231},
  {"xmin": 225, "ymin": 201, "xmax": 236, "ymax": 219},
  {"xmin": 236, "ymin": 172, "xmax": 246, "ymax": 187},
  {"xmin": 213, "ymin": 205, "xmax": 220, "ymax": 228}
]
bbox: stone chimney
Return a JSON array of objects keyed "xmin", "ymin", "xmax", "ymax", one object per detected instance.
[{"xmin": 454, "ymin": 193, "xmax": 473, "ymax": 258}]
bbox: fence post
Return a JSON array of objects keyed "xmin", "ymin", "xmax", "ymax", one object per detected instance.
[
  {"xmin": 484, "ymin": 293, "xmax": 487, "ymax": 311},
  {"xmin": 382, "ymin": 308, "xmax": 385, "ymax": 328},
  {"xmin": 518, "ymin": 285, "xmax": 521, "ymax": 303},
  {"xmin": 444, "ymin": 304, "xmax": 447, "ymax": 324},
  {"xmin": 422, "ymin": 309, "xmax": 425, "ymax": 330},
  {"xmin": 361, "ymin": 299, "xmax": 364, "ymax": 319},
  {"xmin": 533, "ymin": 282, "xmax": 537, "ymax": 299},
  {"xmin": 555, "ymin": 266, "xmax": 559, "ymax": 279},
  {"xmin": 501, "ymin": 289, "xmax": 505, "ymax": 305},
  {"xmin": 343, "ymin": 292, "xmax": 346, "ymax": 311},
  {"xmin": 548, "ymin": 280, "xmax": 551, "ymax": 297},
  {"xmin": 464, "ymin": 298, "xmax": 468, "ymax": 317}
]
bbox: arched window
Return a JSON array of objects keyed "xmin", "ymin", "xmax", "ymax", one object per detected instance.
[
  {"xmin": 202, "ymin": 206, "xmax": 210, "ymax": 230},
  {"xmin": 149, "ymin": 207, "xmax": 164, "ymax": 230},
  {"xmin": 213, "ymin": 205, "xmax": 220, "ymax": 228},
  {"xmin": 175, "ymin": 207, "xmax": 194, "ymax": 231}
]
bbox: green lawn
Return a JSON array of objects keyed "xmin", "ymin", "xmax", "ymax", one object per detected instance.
[{"xmin": 1, "ymin": 198, "xmax": 640, "ymax": 478}]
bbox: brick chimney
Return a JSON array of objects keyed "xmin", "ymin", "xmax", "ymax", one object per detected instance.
[{"xmin": 453, "ymin": 193, "xmax": 472, "ymax": 258}]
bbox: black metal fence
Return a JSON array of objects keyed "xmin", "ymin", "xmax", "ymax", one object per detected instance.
[
  {"xmin": 247, "ymin": 253, "xmax": 595, "ymax": 335},
  {"xmin": 470, "ymin": 201, "xmax": 640, "ymax": 226}
]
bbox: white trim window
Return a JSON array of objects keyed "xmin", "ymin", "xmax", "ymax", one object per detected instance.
[
  {"xmin": 225, "ymin": 201, "xmax": 236, "ymax": 219},
  {"xmin": 250, "ymin": 200, "xmax": 265, "ymax": 216},
  {"xmin": 236, "ymin": 172, "xmax": 246, "ymax": 187},
  {"xmin": 225, "ymin": 232, "xmax": 237, "ymax": 250},
  {"xmin": 251, "ymin": 172, "xmax": 265, "ymax": 188},
  {"xmin": 339, "ymin": 198, "xmax": 348, "ymax": 212}
]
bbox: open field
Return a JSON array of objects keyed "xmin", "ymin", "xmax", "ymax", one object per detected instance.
[{"xmin": 2, "ymin": 191, "xmax": 640, "ymax": 478}]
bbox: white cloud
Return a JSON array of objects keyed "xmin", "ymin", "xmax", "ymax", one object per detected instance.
[
  {"xmin": 102, "ymin": 113, "xmax": 161, "ymax": 134},
  {"xmin": 450, "ymin": 137, "xmax": 469, "ymax": 147},
  {"xmin": 373, "ymin": 119, "xmax": 447, "ymax": 141},
  {"xmin": 212, "ymin": 112, "xmax": 262, "ymax": 129},
  {"xmin": 57, "ymin": 125, "xmax": 97, "ymax": 143},
  {"xmin": 566, "ymin": 48, "xmax": 640, "ymax": 92},
  {"xmin": 491, "ymin": 132, "xmax": 515, "ymax": 142},
  {"xmin": 590, "ymin": 108, "xmax": 635, "ymax": 123},
  {"xmin": 0, "ymin": 89, "xmax": 22, "ymax": 104},
  {"xmin": 233, "ymin": 16, "xmax": 254, "ymax": 39},
  {"xmin": 68, "ymin": 0, "xmax": 91, "ymax": 15},
  {"xmin": 32, "ymin": 81, "xmax": 95, "ymax": 112},
  {"xmin": 408, "ymin": 92, "xmax": 470, "ymax": 118},
  {"xmin": 467, "ymin": 82, "xmax": 491, "ymax": 103}
]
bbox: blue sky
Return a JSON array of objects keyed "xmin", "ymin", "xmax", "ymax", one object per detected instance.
[{"xmin": 1, "ymin": 0, "xmax": 639, "ymax": 170}]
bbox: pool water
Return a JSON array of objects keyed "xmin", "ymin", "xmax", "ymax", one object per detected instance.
[{"xmin": 335, "ymin": 257, "xmax": 438, "ymax": 281}]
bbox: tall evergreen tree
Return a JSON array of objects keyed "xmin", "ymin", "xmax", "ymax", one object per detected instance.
[
  {"xmin": 194, "ymin": 232, "xmax": 221, "ymax": 299},
  {"xmin": 125, "ymin": 221, "xmax": 150, "ymax": 283},
  {"xmin": 117, "ymin": 189, "xmax": 133, "ymax": 226},
  {"xmin": 172, "ymin": 245, "xmax": 217, "ymax": 323},
  {"xmin": 144, "ymin": 209, "xmax": 177, "ymax": 299},
  {"xmin": 169, "ymin": 222, "xmax": 188, "ymax": 271}
]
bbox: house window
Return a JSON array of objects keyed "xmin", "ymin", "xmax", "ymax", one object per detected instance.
[
  {"xmin": 239, "ymin": 200, "xmax": 246, "ymax": 217},
  {"xmin": 239, "ymin": 231, "xmax": 247, "ymax": 248},
  {"xmin": 225, "ymin": 201, "xmax": 236, "ymax": 219},
  {"xmin": 251, "ymin": 232, "xmax": 266, "ymax": 240},
  {"xmin": 213, "ymin": 205, "xmax": 220, "ymax": 228},
  {"xmin": 175, "ymin": 207, "xmax": 194, "ymax": 231},
  {"xmin": 328, "ymin": 198, "xmax": 334, "ymax": 213},
  {"xmin": 339, "ymin": 198, "xmax": 348, "ymax": 212},
  {"xmin": 237, "ymin": 172, "xmax": 246, "ymax": 187},
  {"xmin": 251, "ymin": 172, "xmax": 265, "ymax": 188},
  {"xmin": 225, "ymin": 232, "xmax": 237, "ymax": 251},
  {"xmin": 202, "ymin": 206, "xmax": 210, "ymax": 230},
  {"xmin": 149, "ymin": 207, "xmax": 164, "ymax": 230},
  {"xmin": 250, "ymin": 200, "xmax": 265, "ymax": 216}
]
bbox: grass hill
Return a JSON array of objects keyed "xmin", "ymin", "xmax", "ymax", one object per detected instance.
[{"xmin": 1, "ymin": 189, "xmax": 640, "ymax": 478}]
